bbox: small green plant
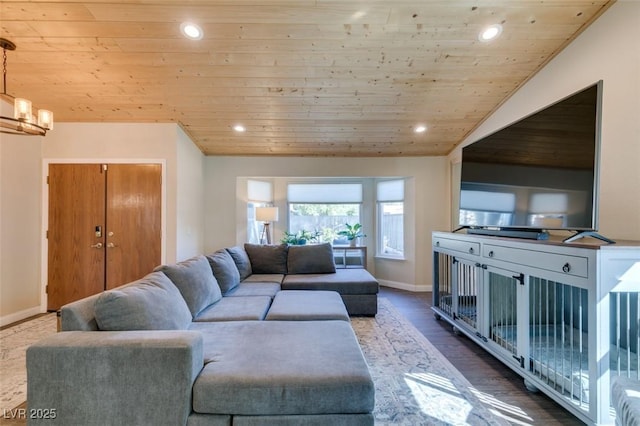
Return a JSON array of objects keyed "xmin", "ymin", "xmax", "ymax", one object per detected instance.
[
  {"xmin": 337, "ymin": 223, "xmax": 365, "ymax": 240},
  {"xmin": 281, "ymin": 229, "xmax": 320, "ymax": 245}
]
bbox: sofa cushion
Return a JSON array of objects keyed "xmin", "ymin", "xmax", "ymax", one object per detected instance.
[
  {"xmin": 244, "ymin": 244, "xmax": 288, "ymax": 274},
  {"xmin": 287, "ymin": 243, "xmax": 336, "ymax": 274},
  {"xmin": 60, "ymin": 292, "xmax": 102, "ymax": 331},
  {"xmin": 224, "ymin": 282, "xmax": 281, "ymax": 298},
  {"xmin": 155, "ymin": 255, "xmax": 222, "ymax": 317},
  {"xmin": 206, "ymin": 250, "xmax": 241, "ymax": 295},
  {"xmin": 193, "ymin": 296, "xmax": 272, "ymax": 322},
  {"xmin": 282, "ymin": 268, "xmax": 379, "ymax": 295},
  {"xmin": 94, "ymin": 271, "xmax": 192, "ymax": 330},
  {"xmin": 241, "ymin": 274, "xmax": 284, "ymax": 284},
  {"xmin": 225, "ymin": 246, "xmax": 253, "ymax": 281}
]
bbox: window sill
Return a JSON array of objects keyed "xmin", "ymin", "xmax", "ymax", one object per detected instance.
[{"xmin": 375, "ymin": 254, "xmax": 406, "ymax": 261}]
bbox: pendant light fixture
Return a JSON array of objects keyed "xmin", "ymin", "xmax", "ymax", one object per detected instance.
[{"xmin": 0, "ymin": 38, "xmax": 53, "ymax": 136}]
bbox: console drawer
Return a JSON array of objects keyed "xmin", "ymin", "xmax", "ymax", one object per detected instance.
[
  {"xmin": 483, "ymin": 244, "xmax": 589, "ymax": 278},
  {"xmin": 433, "ymin": 237, "xmax": 480, "ymax": 256}
]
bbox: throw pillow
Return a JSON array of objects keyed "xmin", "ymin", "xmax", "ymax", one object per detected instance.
[
  {"xmin": 154, "ymin": 255, "xmax": 222, "ymax": 317},
  {"xmin": 287, "ymin": 243, "xmax": 337, "ymax": 274},
  {"xmin": 206, "ymin": 250, "xmax": 241, "ymax": 295},
  {"xmin": 243, "ymin": 243, "xmax": 289, "ymax": 274},
  {"xmin": 225, "ymin": 246, "xmax": 253, "ymax": 280},
  {"xmin": 94, "ymin": 271, "xmax": 192, "ymax": 330}
]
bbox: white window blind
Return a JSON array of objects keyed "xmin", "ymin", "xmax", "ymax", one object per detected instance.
[
  {"xmin": 377, "ymin": 179, "xmax": 404, "ymax": 201},
  {"xmin": 529, "ymin": 193, "xmax": 568, "ymax": 214},
  {"xmin": 247, "ymin": 180, "xmax": 272, "ymax": 202},
  {"xmin": 460, "ymin": 190, "xmax": 515, "ymax": 212},
  {"xmin": 287, "ymin": 183, "xmax": 362, "ymax": 203}
]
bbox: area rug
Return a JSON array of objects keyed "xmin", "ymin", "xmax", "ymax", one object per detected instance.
[
  {"xmin": 0, "ymin": 314, "xmax": 57, "ymax": 411},
  {"xmin": 352, "ymin": 299, "xmax": 509, "ymax": 425},
  {"xmin": 0, "ymin": 301, "xmax": 507, "ymax": 425}
]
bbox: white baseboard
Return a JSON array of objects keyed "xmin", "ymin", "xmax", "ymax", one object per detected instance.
[
  {"xmin": 0, "ymin": 306, "xmax": 45, "ymax": 328},
  {"xmin": 378, "ymin": 279, "xmax": 431, "ymax": 293}
]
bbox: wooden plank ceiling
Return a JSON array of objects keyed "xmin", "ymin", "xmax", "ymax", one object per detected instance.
[{"xmin": 0, "ymin": 0, "xmax": 613, "ymax": 156}]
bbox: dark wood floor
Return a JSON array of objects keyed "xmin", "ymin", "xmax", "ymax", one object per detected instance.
[{"xmin": 380, "ymin": 286, "xmax": 585, "ymax": 425}]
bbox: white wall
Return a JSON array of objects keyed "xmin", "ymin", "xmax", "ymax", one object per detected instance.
[
  {"xmin": 204, "ymin": 156, "xmax": 448, "ymax": 291},
  {"xmin": 42, "ymin": 122, "xmax": 180, "ymax": 261},
  {"xmin": 176, "ymin": 126, "xmax": 205, "ymax": 260},
  {"xmin": 1, "ymin": 122, "xmax": 205, "ymax": 324},
  {"xmin": 0, "ymin": 131, "xmax": 43, "ymax": 325},
  {"xmin": 450, "ymin": 1, "xmax": 640, "ymax": 241}
]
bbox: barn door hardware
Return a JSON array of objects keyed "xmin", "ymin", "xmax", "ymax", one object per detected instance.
[{"xmin": 512, "ymin": 273, "xmax": 525, "ymax": 285}]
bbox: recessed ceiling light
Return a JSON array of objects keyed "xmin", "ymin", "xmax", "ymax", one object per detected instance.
[
  {"xmin": 479, "ymin": 24, "xmax": 502, "ymax": 42},
  {"xmin": 233, "ymin": 124, "xmax": 246, "ymax": 132},
  {"xmin": 180, "ymin": 22, "xmax": 203, "ymax": 40},
  {"xmin": 414, "ymin": 125, "xmax": 427, "ymax": 133}
]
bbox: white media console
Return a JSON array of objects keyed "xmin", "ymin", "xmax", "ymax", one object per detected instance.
[{"xmin": 431, "ymin": 231, "xmax": 640, "ymax": 425}]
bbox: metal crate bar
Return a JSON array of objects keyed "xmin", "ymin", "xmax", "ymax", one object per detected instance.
[
  {"xmin": 457, "ymin": 261, "xmax": 478, "ymax": 328},
  {"xmin": 489, "ymin": 272, "xmax": 518, "ymax": 355},
  {"xmin": 434, "ymin": 252, "xmax": 454, "ymax": 317},
  {"xmin": 612, "ymin": 292, "xmax": 640, "ymax": 380},
  {"xmin": 529, "ymin": 278, "xmax": 589, "ymax": 406}
]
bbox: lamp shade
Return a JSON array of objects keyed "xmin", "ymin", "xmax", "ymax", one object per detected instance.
[
  {"xmin": 14, "ymin": 98, "xmax": 32, "ymax": 121},
  {"xmin": 255, "ymin": 206, "xmax": 279, "ymax": 222},
  {"xmin": 38, "ymin": 109, "xmax": 54, "ymax": 130}
]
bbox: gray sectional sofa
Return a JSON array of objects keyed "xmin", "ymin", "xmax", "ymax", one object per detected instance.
[
  {"xmin": 239, "ymin": 242, "xmax": 379, "ymax": 316},
  {"xmin": 26, "ymin": 243, "xmax": 378, "ymax": 425}
]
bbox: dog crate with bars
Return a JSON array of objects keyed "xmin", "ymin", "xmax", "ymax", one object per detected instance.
[{"xmin": 432, "ymin": 232, "xmax": 640, "ymax": 426}]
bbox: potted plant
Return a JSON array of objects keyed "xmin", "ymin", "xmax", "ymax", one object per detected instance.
[
  {"xmin": 281, "ymin": 229, "xmax": 320, "ymax": 245},
  {"xmin": 337, "ymin": 223, "xmax": 366, "ymax": 246}
]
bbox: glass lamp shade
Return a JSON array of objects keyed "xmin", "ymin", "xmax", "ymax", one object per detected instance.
[
  {"xmin": 14, "ymin": 98, "xmax": 32, "ymax": 121},
  {"xmin": 25, "ymin": 119, "xmax": 37, "ymax": 133},
  {"xmin": 38, "ymin": 109, "xmax": 54, "ymax": 130}
]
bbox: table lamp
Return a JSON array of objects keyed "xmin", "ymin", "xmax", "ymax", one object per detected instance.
[{"xmin": 255, "ymin": 206, "xmax": 279, "ymax": 244}]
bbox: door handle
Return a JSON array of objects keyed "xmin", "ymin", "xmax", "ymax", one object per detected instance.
[
  {"xmin": 90, "ymin": 242, "xmax": 103, "ymax": 249},
  {"xmin": 106, "ymin": 242, "xmax": 117, "ymax": 248}
]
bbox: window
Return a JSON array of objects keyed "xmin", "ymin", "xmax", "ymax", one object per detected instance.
[
  {"xmin": 377, "ymin": 179, "xmax": 404, "ymax": 258},
  {"xmin": 287, "ymin": 183, "xmax": 362, "ymax": 244},
  {"xmin": 247, "ymin": 180, "xmax": 272, "ymax": 244}
]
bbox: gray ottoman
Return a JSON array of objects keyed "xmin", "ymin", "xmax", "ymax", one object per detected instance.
[
  {"xmin": 282, "ymin": 269, "xmax": 379, "ymax": 316},
  {"xmin": 191, "ymin": 321, "xmax": 374, "ymax": 420},
  {"xmin": 265, "ymin": 290, "xmax": 350, "ymax": 321}
]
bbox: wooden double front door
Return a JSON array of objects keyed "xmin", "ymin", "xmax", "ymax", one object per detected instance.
[{"xmin": 47, "ymin": 163, "xmax": 162, "ymax": 310}]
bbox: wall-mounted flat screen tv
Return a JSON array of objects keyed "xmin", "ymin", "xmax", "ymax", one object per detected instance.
[{"xmin": 458, "ymin": 81, "xmax": 604, "ymax": 240}]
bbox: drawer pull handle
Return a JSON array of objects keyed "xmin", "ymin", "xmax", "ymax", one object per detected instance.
[
  {"xmin": 435, "ymin": 241, "xmax": 440, "ymax": 247},
  {"xmin": 562, "ymin": 263, "xmax": 571, "ymax": 273},
  {"xmin": 488, "ymin": 250, "xmax": 494, "ymax": 257},
  {"xmin": 469, "ymin": 247, "xmax": 474, "ymax": 254}
]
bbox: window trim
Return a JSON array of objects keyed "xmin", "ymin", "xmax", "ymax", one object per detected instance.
[
  {"xmin": 376, "ymin": 179, "xmax": 405, "ymax": 259},
  {"xmin": 246, "ymin": 179, "xmax": 274, "ymax": 244}
]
